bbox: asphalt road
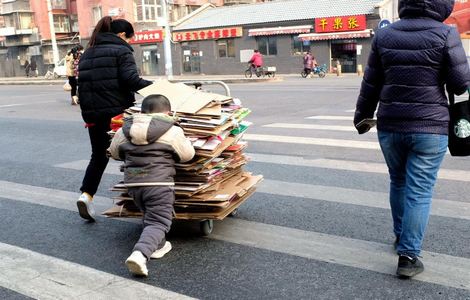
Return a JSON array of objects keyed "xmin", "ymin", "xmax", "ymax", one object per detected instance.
[{"xmin": 0, "ymin": 76, "xmax": 470, "ymax": 299}]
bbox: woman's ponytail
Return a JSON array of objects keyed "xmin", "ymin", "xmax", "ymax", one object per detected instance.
[{"xmin": 88, "ymin": 16, "xmax": 113, "ymax": 47}]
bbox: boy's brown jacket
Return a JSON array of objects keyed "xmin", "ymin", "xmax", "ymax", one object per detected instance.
[{"xmin": 109, "ymin": 113, "xmax": 195, "ymax": 187}]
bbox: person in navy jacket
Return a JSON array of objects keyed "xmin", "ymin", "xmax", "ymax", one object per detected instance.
[{"xmin": 354, "ymin": 0, "xmax": 470, "ymax": 278}]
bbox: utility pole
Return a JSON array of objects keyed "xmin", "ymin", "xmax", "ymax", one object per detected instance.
[
  {"xmin": 161, "ymin": 0, "xmax": 173, "ymax": 79},
  {"xmin": 46, "ymin": 0, "xmax": 60, "ymax": 67}
]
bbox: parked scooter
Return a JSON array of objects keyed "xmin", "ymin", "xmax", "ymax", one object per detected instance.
[{"xmin": 301, "ymin": 64, "xmax": 327, "ymax": 78}]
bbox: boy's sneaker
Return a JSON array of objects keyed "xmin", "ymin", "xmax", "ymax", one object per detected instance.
[
  {"xmin": 76, "ymin": 192, "xmax": 95, "ymax": 221},
  {"xmin": 150, "ymin": 241, "xmax": 172, "ymax": 259},
  {"xmin": 396, "ymin": 255, "xmax": 424, "ymax": 278},
  {"xmin": 125, "ymin": 251, "xmax": 148, "ymax": 277}
]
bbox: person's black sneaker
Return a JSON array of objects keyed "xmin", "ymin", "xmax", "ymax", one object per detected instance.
[{"xmin": 396, "ymin": 255, "xmax": 424, "ymax": 278}]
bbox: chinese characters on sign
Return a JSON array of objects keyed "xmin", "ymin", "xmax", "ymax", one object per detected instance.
[
  {"xmin": 173, "ymin": 27, "xmax": 243, "ymax": 42},
  {"xmin": 315, "ymin": 15, "xmax": 366, "ymax": 33},
  {"xmin": 130, "ymin": 30, "xmax": 164, "ymax": 44}
]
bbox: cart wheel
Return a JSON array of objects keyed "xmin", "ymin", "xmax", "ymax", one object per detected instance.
[
  {"xmin": 245, "ymin": 70, "xmax": 252, "ymax": 78},
  {"xmin": 229, "ymin": 209, "xmax": 238, "ymax": 217},
  {"xmin": 318, "ymin": 71, "xmax": 326, "ymax": 78},
  {"xmin": 200, "ymin": 220, "xmax": 213, "ymax": 236},
  {"xmin": 301, "ymin": 71, "xmax": 307, "ymax": 78}
]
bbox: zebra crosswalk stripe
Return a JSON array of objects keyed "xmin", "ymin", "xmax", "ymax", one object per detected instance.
[
  {"xmin": 0, "ymin": 243, "xmax": 195, "ymax": 300},
  {"xmin": 263, "ymin": 123, "xmax": 377, "ymax": 132},
  {"xmin": 247, "ymin": 153, "xmax": 470, "ymax": 183},
  {"xmin": 243, "ymin": 134, "xmax": 381, "ymax": 150},
  {"xmin": 1, "ymin": 180, "xmax": 470, "ymax": 291},
  {"xmin": 53, "ymin": 160, "xmax": 470, "ymax": 220}
]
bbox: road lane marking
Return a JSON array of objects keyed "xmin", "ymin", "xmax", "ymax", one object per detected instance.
[
  {"xmin": 257, "ymin": 179, "xmax": 470, "ymax": 221},
  {"xmin": 211, "ymin": 218, "xmax": 470, "ymax": 291},
  {"xmin": 1, "ymin": 180, "xmax": 469, "ymax": 291},
  {"xmin": 0, "ymin": 243, "xmax": 195, "ymax": 300},
  {"xmin": 53, "ymin": 159, "xmax": 470, "ymax": 220},
  {"xmin": 243, "ymin": 134, "xmax": 381, "ymax": 149},
  {"xmin": 0, "ymin": 101, "xmax": 57, "ymax": 109},
  {"xmin": 305, "ymin": 116, "xmax": 352, "ymax": 120},
  {"xmin": 263, "ymin": 123, "xmax": 376, "ymax": 133},
  {"xmin": 247, "ymin": 153, "xmax": 470, "ymax": 183}
]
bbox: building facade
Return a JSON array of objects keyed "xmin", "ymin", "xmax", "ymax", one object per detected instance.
[
  {"xmin": 0, "ymin": 0, "xmax": 224, "ymax": 77},
  {"xmin": 170, "ymin": 0, "xmax": 380, "ymax": 75},
  {"xmin": 0, "ymin": 0, "xmax": 79, "ymax": 77}
]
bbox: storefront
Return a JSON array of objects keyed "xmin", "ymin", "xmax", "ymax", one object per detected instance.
[
  {"xmin": 170, "ymin": 1, "xmax": 379, "ymax": 75},
  {"xmin": 130, "ymin": 29, "xmax": 164, "ymax": 76},
  {"xmin": 299, "ymin": 15, "xmax": 372, "ymax": 73},
  {"xmin": 173, "ymin": 27, "xmax": 243, "ymax": 74}
]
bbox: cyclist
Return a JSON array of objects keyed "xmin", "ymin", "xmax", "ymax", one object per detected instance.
[{"xmin": 248, "ymin": 50, "xmax": 263, "ymax": 74}]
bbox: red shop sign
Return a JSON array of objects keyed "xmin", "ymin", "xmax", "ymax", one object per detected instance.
[
  {"xmin": 130, "ymin": 30, "xmax": 164, "ymax": 44},
  {"xmin": 173, "ymin": 27, "xmax": 243, "ymax": 42},
  {"xmin": 315, "ymin": 15, "xmax": 367, "ymax": 33}
]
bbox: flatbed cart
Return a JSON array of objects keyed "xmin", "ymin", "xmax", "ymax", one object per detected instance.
[
  {"xmin": 105, "ymin": 80, "xmax": 262, "ymax": 236},
  {"xmin": 173, "ymin": 185, "xmax": 260, "ymax": 236},
  {"xmin": 175, "ymin": 80, "xmax": 259, "ymax": 236}
]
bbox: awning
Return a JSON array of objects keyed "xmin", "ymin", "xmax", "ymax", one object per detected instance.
[
  {"xmin": 248, "ymin": 25, "xmax": 313, "ymax": 37},
  {"xmin": 299, "ymin": 29, "xmax": 372, "ymax": 41}
]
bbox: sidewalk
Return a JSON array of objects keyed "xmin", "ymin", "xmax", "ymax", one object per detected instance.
[{"xmin": 0, "ymin": 74, "xmax": 283, "ymax": 85}]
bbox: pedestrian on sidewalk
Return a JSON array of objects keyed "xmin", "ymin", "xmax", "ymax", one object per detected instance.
[
  {"xmin": 76, "ymin": 16, "xmax": 152, "ymax": 221},
  {"xmin": 109, "ymin": 95, "xmax": 195, "ymax": 277},
  {"xmin": 66, "ymin": 45, "xmax": 83, "ymax": 105},
  {"xmin": 303, "ymin": 51, "xmax": 314, "ymax": 76},
  {"xmin": 30, "ymin": 58, "xmax": 38, "ymax": 77},
  {"xmin": 24, "ymin": 59, "xmax": 31, "ymax": 77},
  {"xmin": 354, "ymin": 0, "xmax": 470, "ymax": 278}
]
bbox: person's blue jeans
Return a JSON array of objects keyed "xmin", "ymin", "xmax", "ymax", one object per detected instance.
[{"xmin": 378, "ymin": 131, "xmax": 448, "ymax": 257}]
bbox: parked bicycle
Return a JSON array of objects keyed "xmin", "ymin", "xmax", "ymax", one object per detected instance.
[{"xmin": 301, "ymin": 64, "xmax": 327, "ymax": 78}]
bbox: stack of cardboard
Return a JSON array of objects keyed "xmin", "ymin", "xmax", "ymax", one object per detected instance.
[{"xmin": 103, "ymin": 80, "xmax": 262, "ymax": 220}]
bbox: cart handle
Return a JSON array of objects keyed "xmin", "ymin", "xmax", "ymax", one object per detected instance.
[{"xmin": 181, "ymin": 80, "xmax": 231, "ymax": 97}]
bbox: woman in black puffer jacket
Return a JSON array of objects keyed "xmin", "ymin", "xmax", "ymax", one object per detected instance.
[
  {"xmin": 77, "ymin": 16, "xmax": 152, "ymax": 221},
  {"xmin": 354, "ymin": 0, "xmax": 470, "ymax": 278}
]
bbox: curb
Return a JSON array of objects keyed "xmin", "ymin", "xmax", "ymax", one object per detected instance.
[{"xmin": 0, "ymin": 77, "xmax": 283, "ymax": 86}]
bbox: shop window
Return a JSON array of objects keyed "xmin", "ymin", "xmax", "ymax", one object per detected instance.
[
  {"xmin": 136, "ymin": 0, "xmax": 162, "ymax": 22},
  {"xmin": 291, "ymin": 36, "xmax": 311, "ymax": 56},
  {"xmin": 217, "ymin": 39, "xmax": 235, "ymax": 58},
  {"xmin": 53, "ymin": 15, "xmax": 70, "ymax": 33},
  {"xmin": 256, "ymin": 36, "xmax": 277, "ymax": 56}
]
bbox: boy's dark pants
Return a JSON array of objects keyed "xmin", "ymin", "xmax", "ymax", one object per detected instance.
[{"xmin": 128, "ymin": 186, "xmax": 175, "ymax": 259}]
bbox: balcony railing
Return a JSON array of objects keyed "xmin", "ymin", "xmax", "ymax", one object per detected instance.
[
  {"xmin": 0, "ymin": 26, "xmax": 15, "ymax": 36},
  {"xmin": 0, "ymin": 26, "xmax": 32, "ymax": 36},
  {"xmin": 224, "ymin": 0, "xmax": 256, "ymax": 4},
  {"xmin": 0, "ymin": 0, "xmax": 31, "ymax": 15}
]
